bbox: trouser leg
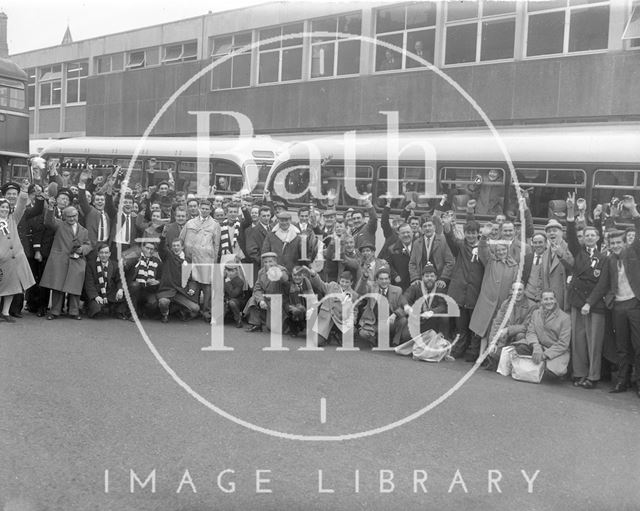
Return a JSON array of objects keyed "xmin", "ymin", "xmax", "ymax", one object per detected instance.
[
  {"xmin": 50, "ymin": 290, "xmax": 65, "ymax": 316},
  {"xmin": 587, "ymin": 312, "xmax": 605, "ymax": 382},
  {"xmin": 571, "ymin": 307, "xmax": 589, "ymax": 379},
  {"xmin": 613, "ymin": 302, "xmax": 633, "ymax": 385},
  {"xmin": 67, "ymin": 294, "xmax": 80, "ymax": 316}
]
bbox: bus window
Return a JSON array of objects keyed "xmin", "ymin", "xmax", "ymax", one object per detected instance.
[
  {"xmin": 114, "ymin": 158, "xmax": 143, "ymax": 186},
  {"xmin": 377, "ymin": 166, "xmax": 434, "ymax": 209},
  {"xmin": 87, "ymin": 157, "xmax": 113, "ymax": 167},
  {"xmin": 440, "ymin": 167, "xmax": 505, "ymax": 216},
  {"xmin": 145, "ymin": 159, "xmax": 175, "ymax": 187},
  {"xmin": 212, "ymin": 160, "xmax": 243, "ymax": 194},
  {"xmin": 514, "ymin": 168, "xmax": 585, "ymax": 219},
  {"xmin": 269, "ymin": 163, "xmax": 372, "ymax": 206},
  {"xmin": 592, "ymin": 169, "xmax": 640, "ymax": 220},
  {"xmin": 177, "ymin": 160, "xmax": 213, "ymax": 194}
]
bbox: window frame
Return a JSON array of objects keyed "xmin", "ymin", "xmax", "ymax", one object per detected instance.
[
  {"xmin": 0, "ymin": 78, "xmax": 26, "ymax": 110},
  {"xmin": 210, "ymin": 31, "xmax": 253, "ymax": 90},
  {"xmin": 38, "ymin": 64, "xmax": 62, "ymax": 108},
  {"xmin": 257, "ymin": 22, "xmax": 305, "ymax": 85},
  {"xmin": 162, "ymin": 40, "xmax": 198, "ymax": 64},
  {"xmin": 374, "ymin": 3, "xmax": 438, "ymax": 72},
  {"xmin": 309, "ymin": 12, "xmax": 362, "ymax": 80},
  {"xmin": 443, "ymin": 0, "xmax": 517, "ymax": 67},
  {"xmin": 65, "ymin": 60, "xmax": 88, "ymax": 105},
  {"xmin": 524, "ymin": 0, "xmax": 611, "ymax": 59}
]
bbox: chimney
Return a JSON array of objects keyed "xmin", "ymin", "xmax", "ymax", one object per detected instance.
[{"xmin": 0, "ymin": 13, "xmax": 8, "ymax": 58}]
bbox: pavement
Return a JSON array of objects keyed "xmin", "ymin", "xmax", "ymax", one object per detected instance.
[{"xmin": 1, "ymin": 314, "xmax": 639, "ymax": 511}]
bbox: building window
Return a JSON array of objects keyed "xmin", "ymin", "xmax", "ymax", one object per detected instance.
[
  {"xmin": 211, "ymin": 32, "xmax": 252, "ymax": 90},
  {"xmin": 95, "ymin": 53, "xmax": 124, "ymax": 74},
  {"xmin": 27, "ymin": 68, "xmax": 35, "ymax": 108},
  {"xmin": 526, "ymin": 0, "xmax": 610, "ymax": 57},
  {"xmin": 0, "ymin": 78, "xmax": 26, "ymax": 109},
  {"xmin": 310, "ymin": 13, "xmax": 361, "ymax": 78},
  {"xmin": 375, "ymin": 3, "xmax": 437, "ymax": 71},
  {"xmin": 39, "ymin": 65, "xmax": 62, "ymax": 107},
  {"xmin": 125, "ymin": 48, "xmax": 159, "ymax": 70},
  {"xmin": 65, "ymin": 61, "xmax": 88, "ymax": 104},
  {"xmin": 623, "ymin": 3, "xmax": 640, "ymax": 48},
  {"xmin": 258, "ymin": 23, "xmax": 304, "ymax": 84},
  {"xmin": 162, "ymin": 40, "xmax": 198, "ymax": 64},
  {"xmin": 444, "ymin": 0, "xmax": 516, "ymax": 66}
]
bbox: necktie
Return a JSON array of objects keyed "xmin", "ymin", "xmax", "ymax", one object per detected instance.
[
  {"xmin": 123, "ymin": 214, "xmax": 130, "ymax": 244},
  {"xmin": 425, "ymin": 237, "xmax": 432, "ymax": 261},
  {"xmin": 534, "ymin": 255, "xmax": 540, "ymax": 265},
  {"xmin": 98, "ymin": 214, "xmax": 105, "ymax": 241}
]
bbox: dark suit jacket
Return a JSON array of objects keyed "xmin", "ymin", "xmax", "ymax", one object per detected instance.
[
  {"xmin": 588, "ymin": 216, "xmax": 640, "ymax": 307},
  {"xmin": 84, "ymin": 258, "xmax": 122, "ymax": 302},
  {"xmin": 78, "ymin": 187, "xmax": 111, "ymax": 248},
  {"xmin": 408, "ymin": 233, "xmax": 455, "ymax": 284},
  {"xmin": 245, "ymin": 223, "xmax": 270, "ymax": 269}
]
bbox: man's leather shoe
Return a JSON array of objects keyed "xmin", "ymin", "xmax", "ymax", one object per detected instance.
[
  {"xmin": 73, "ymin": 315, "xmax": 82, "ymax": 320},
  {"xmin": 46, "ymin": 314, "xmax": 57, "ymax": 320},
  {"xmin": 235, "ymin": 320, "xmax": 243, "ymax": 328},
  {"xmin": 609, "ymin": 382, "xmax": 628, "ymax": 393},
  {"xmin": 10, "ymin": 311, "xmax": 22, "ymax": 318},
  {"xmin": 246, "ymin": 325, "xmax": 262, "ymax": 332}
]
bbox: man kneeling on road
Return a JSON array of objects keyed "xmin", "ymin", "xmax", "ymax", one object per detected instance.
[
  {"xmin": 485, "ymin": 282, "xmax": 536, "ymax": 371},
  {"xmin": 84, "ymin": 243, "xmax": 128, "ymax": 319},
  {"xmin": 510, "ymin": 289, "xmax": 571, "ymax": 378}
]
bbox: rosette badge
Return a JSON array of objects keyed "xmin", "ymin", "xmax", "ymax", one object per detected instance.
[{"xmin": 267, "ymin": 266, "xmax": 283, "ymax": 281}]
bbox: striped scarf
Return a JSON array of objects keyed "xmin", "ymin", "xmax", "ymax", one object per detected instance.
[
  {"xmin": 220, "ymin": 220, "xmax": 240, "ymax": 255},
  {"xmin": 134, "ymin": 256, "xmax": 159, "ymax": 284},
  {"xmin": 96, "ymin": 258, "xmax": 108, "ymax": 297}
]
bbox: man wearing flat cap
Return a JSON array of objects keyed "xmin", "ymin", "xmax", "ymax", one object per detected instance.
[
  {"xmin": 540, "ymin": 218, "xmax": 574, "ymax": 311},
  {"xmin": 262, "ymin": 210, "xmax": 312, "ymax": 272},
  {"xmin": 243, "ymin": 252, "xmax": 289, "ymax": 332},
  {"xmin": 40, "ymin": 199, "xmax": 92, "ymax": 320}
]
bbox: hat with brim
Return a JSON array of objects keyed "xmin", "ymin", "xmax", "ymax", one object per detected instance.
[
  {"xmin": 358, "ymin": 242, "xmax": 376, "ymax": 252},
  {"xmin": 276, "ymin": 211, "xmax": 291, "ymax": 220},
  {"xmin": 57, "ymin": 187, "xmax": 73, "ymax": 200},
  {"xmin": 544, "ymin": 219, "xmax": 563, "ymax": 231},
  {"xmin": 1, "ymin": 182, "xmax": 20, "ymax": 195},
  {"xmin": 323, "ymin": 208, "xmax": 336, "ymax": 217},
  {"xmin": 261, "ymin": 252, "xmax": 278, "ymax": 259}
]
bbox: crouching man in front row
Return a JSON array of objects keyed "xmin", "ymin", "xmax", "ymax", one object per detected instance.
[
  {"xmin": 510, "ymin": 289, "xmax": 571, "ymax": 377},
  {"xmin": 156, "ymin": 239, "xmax": 200, "ymax": 323},
  {"xmin": 244, "ymin": 252, "xmax": 289, "ymax": 333},
  {"xmin": 84, "ymin": 243, "xmax": 128, "ymax": 319}
]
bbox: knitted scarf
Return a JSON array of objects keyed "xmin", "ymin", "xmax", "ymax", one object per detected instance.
[
  {"xmin": 134, "ymin": 255, "xmax": 159, "ymax": 284},
  {"xmin": 220, "ymin": 220, "xmax": 240, "ymax": 255},
  {"xmin": 96, "ymin": 258, "xmax": 108, "ymax": 297}
]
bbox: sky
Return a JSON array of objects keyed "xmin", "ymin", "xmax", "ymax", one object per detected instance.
[{"xmin": 0, "ymin": 0, "xmax": 277, "ymax": 55}]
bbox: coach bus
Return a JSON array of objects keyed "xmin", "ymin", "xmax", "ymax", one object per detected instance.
[
  {"xmin": 0, "ymin": 57, "xmax": 29, "ymax": 185},
  {"xmin": 38, "ymin": 135, "xmax": 289, "ymax": 195},
  {"xmin": 264, "ymin": 123, "xmax": 640, "ymax": 224}
]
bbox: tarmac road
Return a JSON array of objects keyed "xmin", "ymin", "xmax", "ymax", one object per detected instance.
[{"xmin": 1, "ymin": 315, "xmax": 639, "ymax": 511}]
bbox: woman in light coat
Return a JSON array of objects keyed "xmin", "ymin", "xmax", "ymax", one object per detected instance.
[
  {"xmin": 0, "ymin": 181, "xmax": 36, "ymax": 322},
  {"xmin": 469, "ymin": 230, "xmax": 520, "ymax": 341}
]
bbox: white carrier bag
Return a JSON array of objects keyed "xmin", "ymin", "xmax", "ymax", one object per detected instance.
[{"xmin": 395, "ymin": 330, "xmax": 457, "ymax": 363}]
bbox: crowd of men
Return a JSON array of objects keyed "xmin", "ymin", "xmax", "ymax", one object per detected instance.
[{"xmin": 1, "ymin": 164, "xmax": 639, "ymax": 398}]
